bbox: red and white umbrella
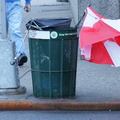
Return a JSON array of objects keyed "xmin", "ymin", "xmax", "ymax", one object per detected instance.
[{"xmin": 80, "ymin": 7, "xmax": 120, "ymax": 67}]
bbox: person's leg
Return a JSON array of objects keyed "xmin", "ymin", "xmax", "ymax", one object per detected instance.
[
  {"xmin": 6, "ymin": 1, "xmax": 27, "ymax": 66},
  {"xmin": 6, "ymin": 1, "xmax": 26, "ymax": 56}
]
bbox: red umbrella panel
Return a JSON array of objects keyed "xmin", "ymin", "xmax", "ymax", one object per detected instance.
[{"xmin": 80, "ymin": 7, "xmax": 120, "ymax": 67}]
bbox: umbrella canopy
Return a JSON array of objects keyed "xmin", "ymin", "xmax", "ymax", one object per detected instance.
[{"xmin": 80, "ymin": 7, "xmax": 120, "ymax": 67}]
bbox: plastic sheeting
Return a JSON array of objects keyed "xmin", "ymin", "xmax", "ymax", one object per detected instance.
[{"xmin": 26, "ymin": 18, "xmax": 71, "ymax": 30}]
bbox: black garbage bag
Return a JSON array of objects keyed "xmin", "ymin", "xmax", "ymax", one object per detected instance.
[{"xmin": 26, "ymin": 18, "xmax": 71, "ymax": 30}]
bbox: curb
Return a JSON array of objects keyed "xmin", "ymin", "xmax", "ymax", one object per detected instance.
[{"xmin": 0, "ymin": 100, "xmax": 120, "ymax": 111}]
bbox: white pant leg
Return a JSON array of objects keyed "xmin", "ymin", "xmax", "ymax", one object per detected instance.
[{"xmin": 6, "ymin": 1, "xmax": 26, "ymax": 55}]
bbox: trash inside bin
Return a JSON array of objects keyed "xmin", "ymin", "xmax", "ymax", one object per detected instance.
[
  {"xmin": 26, "ymin": 18, "xmax": 71, "ymax": 30},
  {"xmin": 28, "ymin": 18, "xmax": 78, "ymax": 98}
]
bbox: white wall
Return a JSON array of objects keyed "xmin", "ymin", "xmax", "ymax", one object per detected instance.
[{"xmin": 69, "ymin": 0, "xmax": 78, "ymax": 24}]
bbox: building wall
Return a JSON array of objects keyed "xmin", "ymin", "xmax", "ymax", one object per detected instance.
[{"xmin": 78, "ymin": 0, "xmax": 120, "ymax": 21}]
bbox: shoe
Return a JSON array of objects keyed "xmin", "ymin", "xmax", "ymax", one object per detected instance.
[{"xmin": 18, "ymin": 54, "xmax": 28, "ymax": 66}]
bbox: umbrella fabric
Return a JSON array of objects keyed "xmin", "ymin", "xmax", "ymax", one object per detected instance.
[{"xmin": 80, "ymin": 7, "xmax": 120, "ymax": 67}]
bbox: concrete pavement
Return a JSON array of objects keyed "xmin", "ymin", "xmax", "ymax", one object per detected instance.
[{"xmin": 1, "ymin": 1, "xmax": 120, "ymax": 111}]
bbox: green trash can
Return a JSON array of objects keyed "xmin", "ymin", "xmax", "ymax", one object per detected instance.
[{"xmin": 28, "ymin": 28, "xmax": 78, "ymax": 98}]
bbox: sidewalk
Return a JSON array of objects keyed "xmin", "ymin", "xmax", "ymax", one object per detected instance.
[
  {"xmin": 1, "ymin": 60, "xmax": 120, "ymax": 111},
  {"xmin": 1, "ymin": 1, "xmax": 120, "ymax": 111}
]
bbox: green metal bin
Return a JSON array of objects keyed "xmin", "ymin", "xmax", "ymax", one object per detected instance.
[{"xmin": 28, "ymin": 28, "xmax": 78, "ymax": 98}]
